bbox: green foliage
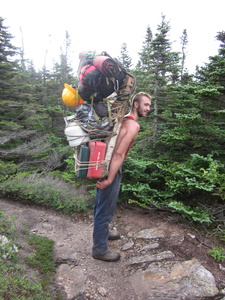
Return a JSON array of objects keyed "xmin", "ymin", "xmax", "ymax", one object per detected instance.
[
  {"xmin": 0, "ymin": 160, "xmax": 18, "ymax": 182},
  {"xmin": 196, "ymin": 31, "xmax": 225, "ymax": 89},
  {"xmin": 58, "ymin": 154, "xmax": 78, "ymax": 183},
  {"xmin": 121, "ymin": 155, "xmax": 175, "ymax": 205},
  {"xmin": 0, "ymin": 172, "xmax": 92, "ymax": 213},
  {"xmin": 209, "ymin": 246, "xmax": 225, "ymax": 262},
  {"xmin": 0, "ymin": 266, "xmax": 53, "ymax": 300},
  {"xmin": 122, "ymin": 156, "xmax": 153, "ymax": 182},
  {"xmin": 162, "ymin": 154, "xmax": 224, "ymax": 194},
  {"xmin": 1, "ymin": 16, "xmax": 225, "ymax": 228},
  {"xmin": 52, "ymin": 153, "xmax": 96, "ymax": 197},
  {"xmin": 0, "ymin": 210, "xmax": 61, "ymax": 300},
  {"xmin": 121, "ymin": 151, "xmax": 224, "ymax": 222},
  {"xmin": 118, "ymin": 43, "xmax": 132, "ymax": 71},
  {"xmin": 213, "ymin": 178, "xmax": 225, "ymax": 201},
  {"xmin": 166, "ymin": 200, "xmax": 212, "ymax": 223},
  {"xmin": 0, "ymin": 210, "xmax": 16, "ymax": 236},
  {"xmin": 25, "ymin": 235, "xmax": 55, "ymax": 275}
]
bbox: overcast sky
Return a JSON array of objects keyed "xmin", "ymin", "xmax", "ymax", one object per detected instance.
[{"xmin": 1, "ymin": 0, "xmax": 224, "ymax": 74}]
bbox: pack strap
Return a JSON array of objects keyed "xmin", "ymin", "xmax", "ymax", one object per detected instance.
[{"xmin": 91, "ymin": 95, "xmax": 100, "ymax": 121}]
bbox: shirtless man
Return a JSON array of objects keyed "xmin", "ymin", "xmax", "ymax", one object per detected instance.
[{"xmin": 92, "ymin": 92, "xmax": 152, "ymax": 262}]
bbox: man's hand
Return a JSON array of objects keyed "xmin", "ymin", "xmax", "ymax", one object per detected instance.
[{"xmin": 96, "ymin": 179, "xmax": 112, "ymax": 190}]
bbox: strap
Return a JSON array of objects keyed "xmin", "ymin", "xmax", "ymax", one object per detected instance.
[
  {"xmin": 91, "ymin": 95, "xmax": 100, "ymax": 121},
  {"xmin": 124, "ymin": 115, "xmax": 135, "ymax": 121},
  {"xmin": 105, "ymin": 98, "xmax": 113, "ymax": 127}
]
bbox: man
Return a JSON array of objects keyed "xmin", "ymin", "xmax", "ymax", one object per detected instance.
[{"xmin": 92, "ymin": 92, "xmax": 151, "ymax": 262}]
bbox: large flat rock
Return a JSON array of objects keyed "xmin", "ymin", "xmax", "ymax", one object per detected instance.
[{"xmin": 129, "ymin": 258, "xmax": 219, "ymax": 299}]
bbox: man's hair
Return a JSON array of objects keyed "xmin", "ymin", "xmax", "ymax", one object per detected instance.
[{"xmin": 132, "ymin": 92, "xmax": 152, "ymax": 107}]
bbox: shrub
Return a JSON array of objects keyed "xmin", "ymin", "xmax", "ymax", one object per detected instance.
[
  {"xmin": 121, "ymin": 153, "xmax": 225, "ymax": 223},
  {"xmin": 0, "ymin": 172, "xmax": 92, "ymax": 213}
]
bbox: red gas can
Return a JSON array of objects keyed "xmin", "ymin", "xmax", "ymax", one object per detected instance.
[{"xmin": 87, "ymin": 141, "xmax": 107, "ymax": 178}]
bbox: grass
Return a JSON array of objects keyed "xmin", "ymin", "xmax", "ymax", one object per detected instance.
[
  {"xmin": 25, "ymin": 235, "xmax": 55, "ymax": 289},
  {"xmin": 0, "ymin": 210, "xmax": 63, "ymax": 300}
]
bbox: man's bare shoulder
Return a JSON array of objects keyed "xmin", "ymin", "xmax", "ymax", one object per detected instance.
[{"xmin": 122, "ymin": 118, "xmax": 140, "ymax": 131}]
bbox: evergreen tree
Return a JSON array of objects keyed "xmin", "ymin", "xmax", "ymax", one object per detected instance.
[
  {"xmin": 180, "ymin": 29, "xmax": 188, "ymax": 80},
  {"xmin": 136, "ymin": 16, "xmax": 181, "ymax": 140},
  {"xmin": 0, "ymin": 17, "xmax": 19, "ymax": 101},
  {"xmin": 121, "ymin": 20, "xmax": 225, "ymax": 221},
  {"xmin": 118, "ymin": 43, "xmax": 132, "ymax": 71},
  {"xmin": 134, "ymin": 25, "xmax": 154, "ymax": 92},
  {"xmin": 196, "ymin": 31, "xmax": 225, "ymax": 89},
  {"xmin": 0, "ymin": 17, "xmax": 68, "ymax": 175}
]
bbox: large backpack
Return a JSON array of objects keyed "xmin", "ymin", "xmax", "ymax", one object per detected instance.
[
  {"xmin": 79, "ymin": 64, "xmax": 102, "ymax": 89},
  {"xmin": 77, "ymin": 51, "xmax": 126, "ymax": 104}
]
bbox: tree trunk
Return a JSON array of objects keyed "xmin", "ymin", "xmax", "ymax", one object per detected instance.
[{"xmin": 153, "ymin": 80, "xmax": 159, "ymax": 141}]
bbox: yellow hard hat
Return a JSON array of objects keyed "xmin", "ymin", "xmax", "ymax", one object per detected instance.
[{"xmin": 62, "ymin": 84, "xmax": 84, "ymax": 107}]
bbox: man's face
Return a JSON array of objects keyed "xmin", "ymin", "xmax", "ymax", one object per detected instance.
[{"xmin": 137, "ymin": 96, "xmax": 151, "ymax": 117}]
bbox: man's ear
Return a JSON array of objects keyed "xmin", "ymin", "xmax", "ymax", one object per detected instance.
[{"xmin": 134, "ymin": 101, "xmax": 139, "ymax": 109}]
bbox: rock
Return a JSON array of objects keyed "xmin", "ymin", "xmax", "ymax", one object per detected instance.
[
  {"xmin": 136, "ymin": 227, "xmax": 183, "ymax": 241},
  {"xmin": 187, "ymin": 233, "xmax": 196, "ymax": 239},
  {"xmin": 219, "ymin": 264, "xmax": 225, "ymax": 271},
  {"xmin": 121, "ymin": 241, "xmax": 134, "ymax": 251},
  {"xmin": 55, "ymin": 257, "xmax": 78, "ymax": 266},
  {"xmin": 136, "ymin": 228, "xmax": 165, "ymax": 239},
  {"xmin": 42, "ymin": 222, "xmax": 53, "ymax": 230},
  {"xmin": 128, "ymin": 250, "xmax": 175, "ymax": 265},
  {"xmin": 140, "ymin": 243, "xmax": 159, "ymax": 252},
  {"xmin": 129, "ymin": 258, "xmax": 219, "ymax": 299},
  {"xmin": 127, "ymin": 232, "xmax": 134, "ymax": 238},
  {"xmin": 55, "ymin": 249, "xmax": 78, "ymax": 267},
  {"xmin": 55, "ymin": 265, "xmax": 85, "ymax": 299},
  {"xmin": 97, "ymin": 286, "xmax": 107, "ymax": 297}
]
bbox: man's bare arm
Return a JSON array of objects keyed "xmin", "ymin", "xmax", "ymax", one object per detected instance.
[{"xmin": 96, "ymin": 120, "xmax": 140, "ymax": 189}]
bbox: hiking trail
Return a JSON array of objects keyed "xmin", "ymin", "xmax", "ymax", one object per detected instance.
[{"xmin": 1, "ymin": 198, "xmax": 225, "ymax": 300}]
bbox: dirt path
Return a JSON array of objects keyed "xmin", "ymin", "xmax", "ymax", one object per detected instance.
[{"xmin": 1, "ymin": 198, "xmax": 225, "ymax": 300}]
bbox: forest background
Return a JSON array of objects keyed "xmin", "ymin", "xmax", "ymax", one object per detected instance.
[{"xmin": 0, "ymin": 15, "xmax": 225, "ymax": 230}]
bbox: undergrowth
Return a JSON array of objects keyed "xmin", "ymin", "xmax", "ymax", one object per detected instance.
[
  {"xmin": 25, "ymin": 235, "xmax": 56, "ymax": 289},
  {"xmin": 209, "ymin": 246, "xmax": 225, "ymax": 262},
  {"xmin": 0, "ymin": 172, "xmax": 93, "ymax": 213},
  {"xmin": 0, "ymin": 210, "xmax": 62, "ymax": 300}
]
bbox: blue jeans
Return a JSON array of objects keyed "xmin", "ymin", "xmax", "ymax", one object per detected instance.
[{"xmin": 92, "ymin": 167, "xmax": 122, "ymax": 255}]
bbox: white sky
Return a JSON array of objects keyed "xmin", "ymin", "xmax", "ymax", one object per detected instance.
[{"xmin": 1, "ymin": 0, "xmax": 224, "ymax": 74}]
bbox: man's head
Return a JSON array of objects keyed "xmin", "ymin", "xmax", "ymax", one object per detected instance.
[{"xmin": 132, "ymin": 92, "xmax": 152, "ymax": 118}]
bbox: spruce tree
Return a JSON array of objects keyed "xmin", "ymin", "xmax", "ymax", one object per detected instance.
[
  {"xmin": 180, "ymin": 29, "xmax": 188, "ymax": 81},
  {"xmin": 0, "ymin": 17, "xmax": 19, "ymax": 100},
  {"xmin": 118, "ymin": 43, "xmax": 132, "ymax": 72},
  {"xmin": 0, "ymin": 17, "xmax": 68, "ymax": 174},
  {"xmin": 135, "ymin": 15, "xmax": 181, "ymax": 140},
  {"xmin": 196, "ymin": 31, "xmax": 225, "ymax": 89},
  {"xmin": 122, "ymin": 19, "xmax": 225, "ymax": 220}
]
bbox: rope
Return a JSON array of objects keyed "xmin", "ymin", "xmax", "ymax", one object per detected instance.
[
  {"xmin": 74, "ymin": 153, "xmax": 110, "ymax": 171},
  {"xmin": 66, "ymin": 98, "xmax": 130, "ymax": 177},
  {"xmin": 69, "ymin": 99, "xmax": 128, "ymax": 141}
]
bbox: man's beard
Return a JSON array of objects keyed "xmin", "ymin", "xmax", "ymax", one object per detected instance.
[{"xmin": 137, "ymin": 107, "xmax": 145, "ymax": 118}]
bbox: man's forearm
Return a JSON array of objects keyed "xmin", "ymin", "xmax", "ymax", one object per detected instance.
[
  {"xmin": 107, "ymin": 153, "xmax": 125, "ymax": 184},
  {"xmin": 96, "ymin": 153, "xmax": 125, "ymax": 189}
]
